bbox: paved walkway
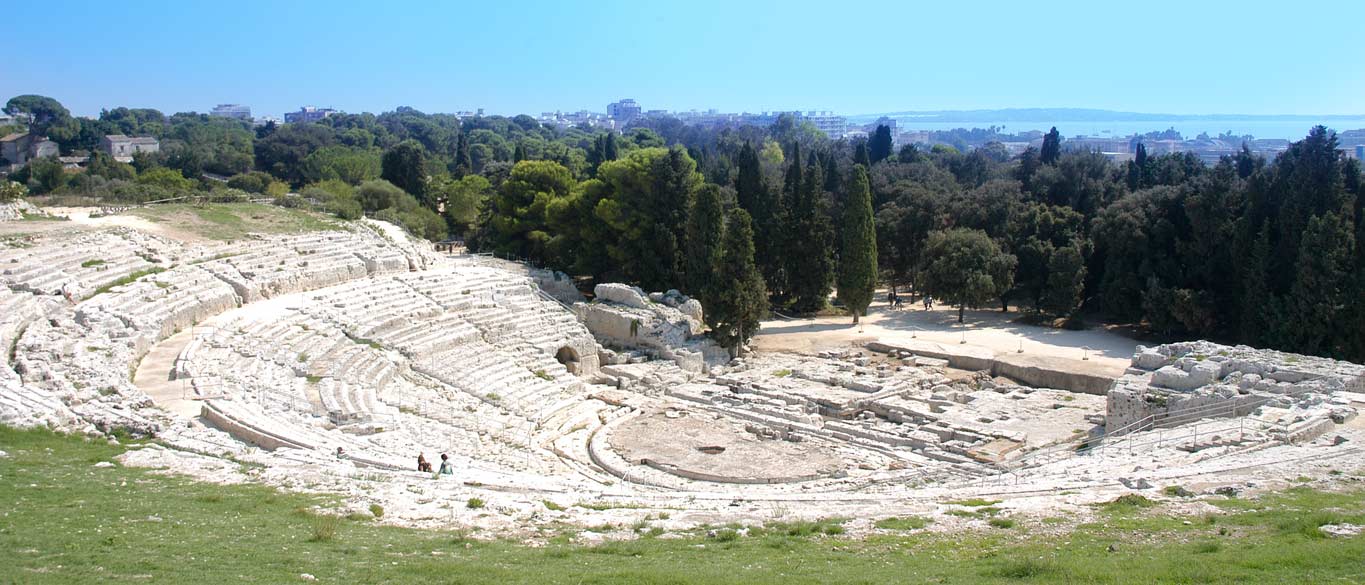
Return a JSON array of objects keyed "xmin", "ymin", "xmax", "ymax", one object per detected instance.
[{"xmin": 133, "ymin": 325, "xmax": 204, "ymax": 418}]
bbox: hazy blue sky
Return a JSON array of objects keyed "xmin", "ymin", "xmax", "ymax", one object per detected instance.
[{"xmin": 2, "ymin": 0, "xmax": 1361, "ymax": 118}]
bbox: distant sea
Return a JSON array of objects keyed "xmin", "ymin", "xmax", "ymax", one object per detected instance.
[{"xmin": 888, "ymin": 119, "xmax": 1365, "ymax": 141}]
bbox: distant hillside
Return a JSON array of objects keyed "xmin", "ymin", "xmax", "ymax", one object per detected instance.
[{"xmin": 847, "ymin": 108, "xmax": 1365, "ymax": 124}]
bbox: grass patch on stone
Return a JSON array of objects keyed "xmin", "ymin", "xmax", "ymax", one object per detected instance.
[
  {"xmin": 874, "ymin": 516, "xmax": 931, "ymax": 531},
  {"xmin": 3, "ymin": 426, "xmax": 1365, "ymax": 583},
  {"xmin": 947, "ymin": 498, "xmax": 1001, "ymax": 507},
  {"xmin": 80, "ymin": 259, "xmax": 106, "ymax": 268},
  {"xmin": 86, "ymin": 266, "xmax": 167, "ymax": 299}
]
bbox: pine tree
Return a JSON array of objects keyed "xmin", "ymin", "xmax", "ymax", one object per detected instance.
[
  {"xmin": 684, "ymin": 184, "xmax": 724, "ymax": 306},
  {"xmin": 869, "ymin": 125, "xmax": 893, "ymax": 165},
  {"xmin": 837, "ymin": 164, "xmax": 877, "ymax": 323},
  {"xmin": 1040, "ymin": 127, "xmax": 1061, "ymax": 165},
  {"xmin": 707, "ymin": 208, "xmax": 767, "ymax": 356}
]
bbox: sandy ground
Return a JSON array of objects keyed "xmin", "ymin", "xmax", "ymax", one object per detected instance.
[
  {"xmin": 0, "ymin": 206, "xmax": 186, "ymax": 239},
  {"xmin": 754, "ymin": 296, "xmax": 1137, "ymax": 374}
]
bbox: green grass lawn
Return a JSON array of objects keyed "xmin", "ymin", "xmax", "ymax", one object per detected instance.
[
  {"xmin": 1, "ymin": 425, "xmax": 1362, "ymax": 584},
  {"xmin": 128, "ymin": 203, "xmax": 343, "ymax": 240}
]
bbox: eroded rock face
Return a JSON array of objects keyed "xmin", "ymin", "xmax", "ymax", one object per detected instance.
[
  {"xmin": 578, "ymin": 284, "xmax": 725, "ymax": 373},
  {"xmin": 1105, "ymin": 341, "xmax": 1364, "ymax": 435},
  {"xmin": 0, "ymin": 199, "xmax": 44, "ymax": 222}
]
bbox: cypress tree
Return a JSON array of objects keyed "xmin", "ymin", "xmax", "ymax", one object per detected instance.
[
  {"xmin": 837, "ymin": 164, "xmax": 877, "ymax": 323},
  {"xmin": 381, "ymin": 139, "xmax": 428, "ymax": 202},
  {"xmin": 853, "ymin": 141, "xmax": 870, "ymax": 167},
  {"xmin": 587, "ymin": 134, "xmax": 605, "ymax": 175},
  {"xmin": 869, "ymin": 125, "xmax": 893, "ymax": 165},
  {"xmin": 684, "ymin": 184, "xmax": 725, "ymax": 305},
  {"xmin": 735, "ymin": 142, "xmax": 765, "ymax": 213},
  {"xmin": 1041, "ymin": 244, "xmax": 1086, "ymax": 316},
  {"xmin": 787, "ymin": 158, "xmax": 835, "ymax": 313},
  {"xmin": 1040, "ymin": 127, "xmax": 1061, "ymax": 165},
  {"xmin": 1239, "ymin": 219, "xmax": 1277, "ymax": 346},
  {"xmin": 1282, "ymin": 212, "xmax": 1354, "ymax": 354},
  {"xmin": 513, "ymin": 142, "xmax": 527, "ymax": 163},
  {"xmin": 707, "ymin": 208, "xmax": 768, "ymax": 356},
  {"xmin": 604, "ymin": 132, "xmax": 619, "ymax": 161},
  {"xmin": 454, "ymin": 131, "xmax": 472, "ymax": 177},
  {"xmin": 767, "ymin": 143, "xmax": 803, "ymax": 301}
]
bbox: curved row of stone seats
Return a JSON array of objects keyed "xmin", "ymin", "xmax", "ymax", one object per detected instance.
[
  {"xmin": 0, "ymin": 363, "xmax": 83, "ymax": 428},
  {"xmin": 396, "ymin": 268, "xmax": 598, "ymax": 375},
  {"xmin": 397, "ymin": 266, "xmax": 513, "ymax": 309},
  {"xmin": 303, "ymin": 277, "xmax": 444, "ymax": 339},
  {"xmin": 0, "ymin": 231, "xmax": 161, "ymax": 299},
  {"xmin": 200, "ymin": 398, "xmax": 405, "ymax": 469},
  {"xmin": 366, "ymin": 313, "xmax": 480, "ymax": 357},
  {"xmin": 415, "ymin": 341, "xmax": 581, "ymax": 419},
  {"xmin": 317, "ymin": 377, "xmax": 398, "ymax": 425},
  {"xmin": 194, "ymin": 231, "xmax": 416, "ymax": 303},
  {"xmin": 77, "ymin": 265, "xmax": 240, "ymax": 343},
  {"xmin": 0, "ymin": 289, "xmax": 59, "ymax": 366}
]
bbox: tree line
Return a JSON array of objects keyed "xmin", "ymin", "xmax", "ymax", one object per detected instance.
[{"xmin": 3, "ymin": 94, "xmax": 1362, "ymax": 361}]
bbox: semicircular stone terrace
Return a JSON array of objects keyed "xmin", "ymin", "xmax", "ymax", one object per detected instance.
[{"xmin": 2, "ymin": 218, "xmax": 1361, "ymax": 529}]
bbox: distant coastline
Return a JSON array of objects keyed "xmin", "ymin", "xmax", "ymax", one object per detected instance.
[{"xmin": 847, "ymin": 108, "xmax": 1365, "ymax": 141}]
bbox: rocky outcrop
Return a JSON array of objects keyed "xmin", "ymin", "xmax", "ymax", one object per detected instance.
[
  {"xmin": 1105, "ymin": 341, "xmax": 1363, "ymax": 434},
  {"xmin": 0, "ymin": 199, "xmax": 44, "ymax": 222},
  {"xmin": 578, "ymin": 284, "xmax": 726, "ymax": 373}
]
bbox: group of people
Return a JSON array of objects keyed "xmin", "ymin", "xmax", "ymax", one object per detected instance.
[
  {"xmin": 337, "ymin": 447, "xmax": 454, "ymax": 478},
  {"xmin": 886, "ymin": 291, "xmax": 933, "ymax": 311},
  {"xmin": 417, "ymin": 453, "xmax": 453, "ymax": 477}
]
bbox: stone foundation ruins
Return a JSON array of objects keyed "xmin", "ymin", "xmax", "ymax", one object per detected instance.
[{"xmin": 2, "ymin": 213, "xmax": 1363, "ymax": 533}]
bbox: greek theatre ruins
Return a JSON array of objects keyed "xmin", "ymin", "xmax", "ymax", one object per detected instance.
[{"xmin": 1, "ymin": 215, "xmax": 1362, "ymax": 530}]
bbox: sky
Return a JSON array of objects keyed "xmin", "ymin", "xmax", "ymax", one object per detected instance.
[{"xmin": 2, "ymin": 0, "xmax": 1362, "ymax": 119}]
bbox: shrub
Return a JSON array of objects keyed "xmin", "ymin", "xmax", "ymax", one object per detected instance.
[
  {"xmin": 711, "ymin": 528, "xmax": 739, "ymax": 542},
  {"xmin": 1103, "ymin": 493, "xmax": 1157, "ymax": 512},
  {"xmin": 988, "ymin": 517, "xmax": 1016, "ymax": 529},
  {"xmin": 369, "ymin": 503, "xmax": 384, "ymax": 518},
  {"xmin": 1163, "ymin": 485, "xmax": 1194, "ymax": 498},
  {"xmin": 226, "ymin": 171, "xmax": 275, "ymax": 194},
  {"xmin": 466, "ymin": 497, "xmax": 485, "ymax": 509},
  {"xmin": 992, "ymin": 558, "xmax": 1055, "ymax": 579},
  {"xmin": 542, "ymin": 500, "xmax": 565, "ymax": 511},
  {"xmin": 307, "ymin": 514, "xmax": 339, "ymax": 542}
]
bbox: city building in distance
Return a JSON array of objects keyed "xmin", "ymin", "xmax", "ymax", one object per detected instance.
[
  {"xmin": 284, "ymin": 106, "xmax": 338, "ymax": 124},
  {"xmin": 209, "ymin": 104, "xmax": 252, "ymax": 121},
  {"xmin": 606, "ymin": 99, "xmax": 641, "ymax": 123}
]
